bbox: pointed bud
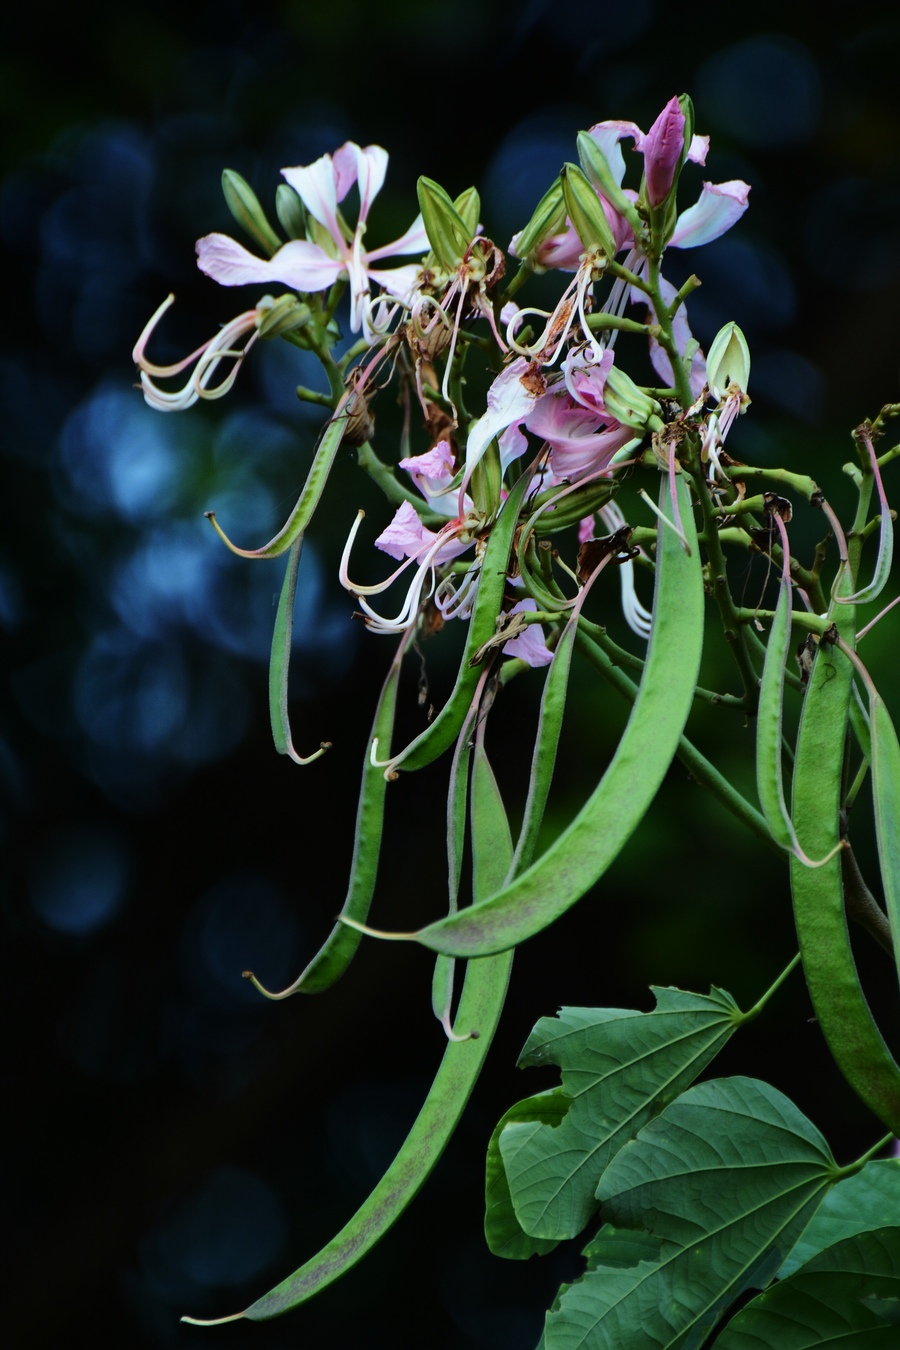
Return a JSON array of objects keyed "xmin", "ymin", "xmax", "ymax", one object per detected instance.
[
  {"xmin": 275, "ymin": 184, "xmax": 307, "ymax": 240},
  {"xmin": 453, "ymin": 186, "xmax": 481, "ymax": 238},
  {"xmin": 221, "ymin": 170, "xmax": 283, "ymax": 258},
  {"xmin": 706, "ymin": 322, "xmax": 750, "ymax": 401},
  {"xmin": 416, "ymin": 176, "xmax": 473, "ymax": 271},
  {"xmin": 577, "ymin": 131, "xmax": 636, "ymax": 224},
  {"xmin": 602, "ymin": 365, "xmax": 662, "ymax": 430},
  {"xmin": 561, "ymin": 164, "xmax": 616, "ymax": 258},
  {"xmin": 510, "ymin": 178, "xmax": 567, "ymax": 263},
  {"xmin": 255, "ymin": 294, "xmax": 312, "ymax": 340},
  {"xmin": 641, "ymin": 98, "xmax": 686, "ymax": 208}
]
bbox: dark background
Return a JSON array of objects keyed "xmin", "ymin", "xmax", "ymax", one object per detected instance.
[{"xmin": 4, "ymin": 2, "xmax": 900, "ymax": 1347}]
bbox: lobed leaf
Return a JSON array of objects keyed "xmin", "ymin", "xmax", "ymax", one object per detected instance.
[
  {"xmin": 780, "ymin": 1158, "xmax": 900, "ymax": 1278},
  {"xmin": 543, "ymin": 1077, "xmax": 838, "ymax": 1350},
  {"xmin": 485, "ymin": 1090, "xmax": 569, "ymax": 1259},
  {"xmin": 498, "ymin": 987, "xmax": 744, "ymax": 1244},
  {"xmin": 714, "ymin": 1227, "xmax": 900, "ymax": 1347}
]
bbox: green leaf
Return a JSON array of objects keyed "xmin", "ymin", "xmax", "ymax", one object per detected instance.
[
  {"xmin": 406, "ymin": 472, "xmax": 704, "ymax": 956},
  {"xmin": 780, "ymin": 1158, "xmax": 900, "ymax": 1278},
  {"xmin": 714, "ymin": 1227, "xmax": 900, "ymax": 1347},
  {"xmin": 543, "ymin": 1078, "xmax": 838, "ymax": 1350},
  {"xmin": 485, "ymin": 1090, "xmax": 569, "ymax": 1259},
  {"xmin": 499, "ymin": 987, "xmax": 743, "ymax": 1243}
]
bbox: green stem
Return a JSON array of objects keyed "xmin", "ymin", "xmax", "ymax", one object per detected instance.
[
  {"xmin": 834, "ymin": 1132, "xmax": 895, "ymax": 1179},
  {"xmin": 739, "ymin": 953, "xmax": 802, "ymax": 1022},
  {"xmin": 574, "ymin": 629, "xmax": 777, "ymax": 852}
]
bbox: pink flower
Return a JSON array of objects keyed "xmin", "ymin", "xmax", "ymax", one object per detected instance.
[
  {"xmin": 526, "ymin": 388, "xmax": 633, "ymax": 483},
  {"xmin": 501, "ymin": 599, "xmax": 554, "ymax": 667},
  {"xmin": 196, "ymin": 143, "xmax": 428, "ymax": 338}
]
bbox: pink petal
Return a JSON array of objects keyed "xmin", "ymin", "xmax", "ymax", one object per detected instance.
[
  {"xmin": 688, "ymin": 134, "xmax": 709, "ymax": 165},
  {"xmin": 464, "ymin": 359, "xmax": 546, "ymax": 480},
  {"xmin": 502, "ymin": 600, "xmax": 553, "ymax": 667},
  {"xmin": 668, "ymin": 180, "xmax": 751, "ymax": 249},
  {"xmin": 281, "ymin": 155, "xmax": 342, "ymax": 244},
  {"xmin": 367, "ymin": 262, "xmax": 422, "ymax": 303},
  {"xmin": 374, "ymin": 501, "xmax": 439, "ymax": 561},
  {"xmin": 335, "ymin": 142, "xmax": 388, "ymax": 221},
  {"xmin": 196, "ymin": 233, "xmax": 345, "ymax": 293},
  {"xmin": 586, "ymin": 121, "xmax": 643, "ymax": 186},
  {"xmin": 367, "ymin": 213, "xmax": 430, "ymax": 261},
  {"xmin": 563, "ymin": 348, "xmax": 615, "ymax": 415}
]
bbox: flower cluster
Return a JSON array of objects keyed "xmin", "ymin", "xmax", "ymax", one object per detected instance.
[{"xmin": 134, "ymin": 98, "xmax": 751, "ymax": 664}]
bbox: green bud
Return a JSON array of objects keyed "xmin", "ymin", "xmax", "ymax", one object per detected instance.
[
  {"xmin": 453, "ymin": 186, "xmax": 481, "ymax": 238},
  {"xmin": 221, "ymin": 169, "xmax": 283, "ymax": 258},
  {"xmin": 417, "ymin": 176, "xmax": 473, "ymax": 271},
  {"xmin": 706, "ymin": 321, "xmax": 750, "ymax": 400},
  {"xmin": 561, "ymin": 163, "xmax": 617, "ymax": 259},
  {"xmin": 576, "ymin": 131, "xmax": 637, "ymax": 226},
  {"xmin": 511, "ymin": 178, "xmax": 567, "ymax": 262},
  {"xmin": 602, "ymin": 365, "xmax": 663, "ymax": 430},
  {"xmin": 256, "ymin": 294, "xmax": 312, "ymax": 340},
  {"xmin": 275, "ymin": 184, "xmax": 307, "ymax": 241},
  {"xmin": 678, "ymin": 94, "xmax": 695, "ymax": 155}
]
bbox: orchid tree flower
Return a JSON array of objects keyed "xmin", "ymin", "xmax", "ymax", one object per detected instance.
[{"xmin": 196, "ymin": 142, "xmax": 429, "ymax": 340}]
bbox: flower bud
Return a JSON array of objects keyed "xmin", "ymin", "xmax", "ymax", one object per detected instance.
[
  {"xmin": 453, "ymin": 186, "xmax": 481, "ymax": 238},
  {"xmin": 255, "ymin": 294, "xmax": 313, "ymax": 340},
  {"xmin": 576, "ymin": 131, "xmax": 635, "ymax": 224},
  {"xmin": 561, "ymin": 164, "xmax": 617, "ymax": 259},
  {"xmin": 221, "ymin": 169, "xmax": 282, "ymax": 258},
  {"xmin": 275, "ymin": 184, "xmax": 307, "ymax": 240},
  {"xmin": 602, "ymin": 365, "xmax": 662, "ymax": 430},
  {"xmin": 510, "ymin": 178, "xmax": 567, "ymax": 263},
  {"xmin": 706, "ymin": 321, "xmax": 750, "ymax": 401},
  {"xmin": 641, "ymin": 98, "xmax": 684, "ymax": 208},
  {"xmin": 417, "ymin": 176, "xmax": 473, "ymax": 271}
]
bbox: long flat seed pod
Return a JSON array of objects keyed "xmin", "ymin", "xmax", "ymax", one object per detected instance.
[
  {"xmin": 249, "ymin": 634, "xmax": 408, "ymax": 999},
  {"xmin": 185, "ymin": 704, "xmax": 517, "ymax": 1324},
  {"xmin": 790, "ymin": 578, "xmax": 900, "ymax": 1133},
  {"xmin": 756, "ymin": 512, "xmax": 840, "ymax": 866},
  {"xmin": 268, "ymin": 535, "xmax": 330, "ymax": 766},
  {"xmin": 405, "ymin": 472, "xmax": 704, "ymax": 958},
  {"xmin": 207, "ymin": 411, "xmax": 346, "ymax": 559}
]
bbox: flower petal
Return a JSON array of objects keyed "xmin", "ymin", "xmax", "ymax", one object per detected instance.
[
  {"xmin": 281, "ymin": 154, "xmax": 343, "ymax": 244},
  {"xmin": 367, "ymin": 213, "xmax": 430, "ymax": 261},
  {"xmin": 196, "ymin": 233, "xmax": 344, "ymax": 293},
  {"xmin": 669, "ymin": 180, "xmax": 750, "ymax": 249},
  {"xmin": 502, "ymin": 599, "xmax": 553, "ymax": 667}
]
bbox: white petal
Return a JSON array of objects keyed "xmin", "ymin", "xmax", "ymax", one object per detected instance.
[
  {"xmin": 367, "ymin": 213, "xmax": 430, "ymax": 261},
  {"xmin": 196, "ymin": 234, "xmax": 344, "ymax": 293},
  {"xmin": 669, "ymin": 180, "xmax": 750, "ymax": 249},
  {"xmin": 281, "ymin": 155, "xmax": 342, "ymax": 243}
]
